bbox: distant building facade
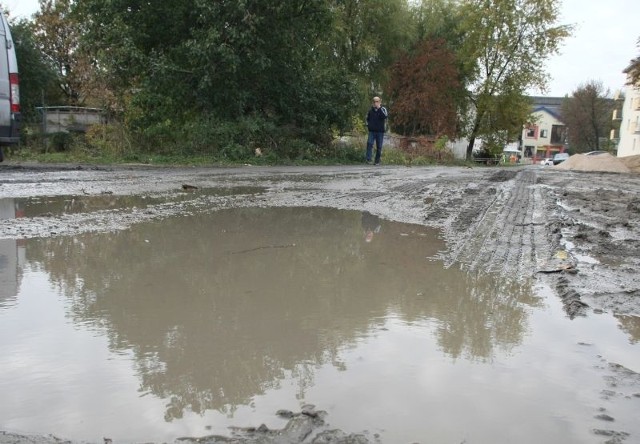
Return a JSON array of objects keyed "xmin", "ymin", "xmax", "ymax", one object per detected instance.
[
  {"xmin": 616, "ymin": 76, "xmax": 640, "ymax": 157},
  {"xmin": 521, "ymin": 96, "xmax": 568, "ymax": 161}
]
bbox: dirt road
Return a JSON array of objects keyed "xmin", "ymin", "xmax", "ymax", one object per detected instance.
[{"xmin": 1, "ymin": 162, "xmax": 639, "ymax": 443}]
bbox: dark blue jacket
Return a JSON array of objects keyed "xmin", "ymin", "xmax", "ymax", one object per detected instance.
[{"xmin": 366, "ymin": 106, "xmax": 388, "ymax": 133}]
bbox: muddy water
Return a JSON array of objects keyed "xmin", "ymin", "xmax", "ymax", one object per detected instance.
[{"xmin": 0, "ymin": 207, "xmax": 638, "ymax": 443}]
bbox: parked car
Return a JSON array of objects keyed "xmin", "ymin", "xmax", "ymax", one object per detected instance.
[
  {"xmin": 585, "ymin": 151, "xmax": 607, "ymax": 156},
  {"xmin": 540, "ymin": 157, "xmax": 553, "ymax": 166},
  {"xmin": 0, "ymin": 9, "xmax": 21, "ymax": 162},
  {"xmin": 552, "ymin": 152, "xmax": 569, "ymax": 165}
]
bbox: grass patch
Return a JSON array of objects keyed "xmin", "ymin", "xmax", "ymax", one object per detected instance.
[{"xmin": 7, "ymin": 122, "xmax": 499, "ymax": 169}]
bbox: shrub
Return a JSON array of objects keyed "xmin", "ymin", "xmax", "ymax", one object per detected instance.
[
  {"xmin": 85, "ymin": 123, "xmax": 132, "ymax": 158},
  {"xmin": 48, "ymin": 132, "xmax": 74, "ymax": 152},
  {"xmin": 381, "ymin": 148, "xmax": 409, "ymax": 165}
]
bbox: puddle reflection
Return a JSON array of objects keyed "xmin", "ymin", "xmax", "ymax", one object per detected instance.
[
  {"xmin": 616, "ymin": 314, "xmax": 640, "ymax": 343},
  {"xmin": 2, "ymin": 208, "xmax": 540, "ymax": 423}
]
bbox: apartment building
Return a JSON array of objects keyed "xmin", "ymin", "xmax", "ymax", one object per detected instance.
[{"xmin": 616, "ymin": 78, "xmax": 640, "ymax": 157}]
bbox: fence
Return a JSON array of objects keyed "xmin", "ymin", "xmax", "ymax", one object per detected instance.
[{"xmin": 36, "ymin": 106, "xmax": 107, "ymax": 134}]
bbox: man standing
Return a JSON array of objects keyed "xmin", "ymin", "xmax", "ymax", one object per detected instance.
[{"xmin": 365, "ymin": 96, "xmax": 388, "ymax": 165}]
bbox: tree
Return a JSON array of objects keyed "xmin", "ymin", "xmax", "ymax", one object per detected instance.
[
  {"xmin": 473, "ymin": 93, "xmax": 533, "ymax": 155},
  {"xmin": 624, "ymin": 37, "xmax": 640, "ymax": 86},
  {"xmin": 561, "ymin": 81, "xmax": 615, "ymax": 153},
  {"xmin": 458, "ymin": 0, "xmax": 572, "ymax": 159},
  {"xmin": 32, "ymin": 0, "xmax": 92, "ymax": 105},
  {"xmin": 331, "ymin": 0, "xmax": 415, "ymax": 107},
  {"xmin": 387, "ymin": 38, "xmax": 462, "ymax": 138},
  {"xmin": 77, "ymin": 0, "xmax": 360, "ymax": 133},
  {"xmin": 10, "ymin": 18, "xmax": 63, "ymax": 122},
  {"xmin": 413, "ymin": 0, "xmax": 465, "ymax": 46}
]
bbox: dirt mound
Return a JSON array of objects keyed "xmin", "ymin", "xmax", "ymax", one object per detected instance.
[
  {"xmin": 618, "ymin": 154, "xmax": 640, "ymax": 173},
  {"xmin": 554, "ymin": 153, "xmax": 631, "ymax": 173}
]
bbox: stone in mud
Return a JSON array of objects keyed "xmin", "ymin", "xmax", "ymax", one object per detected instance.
[
  {"xmin": 594, "ymin": 414, "xmax": 615, "ymax": 422},
  {"xmin": 174, "ymin": 408, "xmax": 368, "ymax": 444},
  {"xmin": 311, "ymin": 430, "xmax": 370, "ymax": 444}
]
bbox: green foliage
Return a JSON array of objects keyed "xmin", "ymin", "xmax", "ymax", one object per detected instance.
[
  {"xmin": 15, "ymin": 130, "xmax": 99, "ymax": 161},
  {"xmin": 475, "ymin": 93, "xmax": 533, "ymax": 150},
  {"xmin": 176, "ymin": 117, "xmax": 286, "ymax": 159},
  {"xmin": 10, "ymin": 18, "xmax": 63, "ymax": 122},
  {"xmin": 414, "ymin": 0, "xmax": 465, "ymax": 45},
  {"xmin": 561, "ymin": 81, "xmax": 614, "ymax": 152},
  {"xmin": 10, "ymin": 0, "xmax": 577, "ymax": 165},
  {"xmin": 85, "ymin": 123, "xmax": 132, "ymax": 158},
  {"xmin": 379, "ymin": 145, "xmax": 453, "ymax": 166},
  {"xmin": 624, "ymin": 37, "xmax": 640, "ymax": 86},
  {"xmin": 381, "ymin": 148, "xmax": 409, "ymax": 166},
  {"xmin": 78, "ymin": 0, "xmax": 358, "ymax": 129},
  {"xmin": 81, "ymin": 115, "xmax": 359, "ymax": 164},
  {"xmin": 434, "ymin": 135, "xmax": 449, "ymax": 151},
  {"xmin": 459, "ymin": 0, "xmax": 571, "ymax": 93},
  {"xmin": 409, "ymin": 156, "xmax": 433, "ymax": 166},
  {"xmin": 32, "ymin": 0, "xmax": 88, "ymax": 104},
  {"xmin": 9, "ymin": 122, "xmax": 469, "ymax": 167},
  {"xmin": 337, "ymin": 145, "xmax": 365, "ymax": 164},
  {"xmin": 49, "ymin": 131, "xmax": 74, "ymax": 152},
  {"xmin": 457, "ymin": 0, "xmax": 572, "ymax": 159},
  {"xmin": 479, "ymin": 136, "xmax": 506, "ymax": 157},
  {"xmin": 332, "ymin": 0, "xmax": 416, "ymax": 102},
  {"xmin": 351, "ymin": 115, "xmax": 367, "ymax": 135},
  {"xmin": 383, "ymin": 147, "xmax": 443, "ymax": 166},
  {"xmin": 70, "ymin": 0, "xmax": 369, "ymax": 152}
]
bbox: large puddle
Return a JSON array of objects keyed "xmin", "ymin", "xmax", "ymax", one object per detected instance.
[{"xmin": 0, "ymin": 207, "xmax": 639, "ymax": 443}]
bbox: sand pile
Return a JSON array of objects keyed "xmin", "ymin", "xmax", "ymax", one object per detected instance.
[
  {"xmin": 553, "ymin": 153, "xmax": 634, "ymax": 173},
  {"xmin": 619, "ymin": 154, "xmax": 640, "ymax": 173}
]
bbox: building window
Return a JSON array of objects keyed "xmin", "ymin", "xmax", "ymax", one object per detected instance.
[
  {"xmin": 551, "ymin": 125, "xmax": 567, "ymax": 144},
  {"xmin": 525, "ymin": 126, "xmax": 536, "ymax": 138},
  {"xmin": 524, "ymin": 146, "xmax": 533, "ymax": 157},
  {"xmin": 540, "ymin": 129, "xmax": 548, "ymax": 138}
]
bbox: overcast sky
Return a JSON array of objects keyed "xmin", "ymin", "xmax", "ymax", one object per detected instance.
[{"xmin": 5, "ymin": 0, "xmax": 639, "ymax": 97}]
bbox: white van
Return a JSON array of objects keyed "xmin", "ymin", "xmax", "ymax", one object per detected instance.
[{"xmin": 0, "ymin": 10, "xmax": 20, "ymax": 161}]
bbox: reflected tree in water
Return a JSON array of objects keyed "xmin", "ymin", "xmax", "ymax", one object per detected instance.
[
  {"xmin": 616, "ymin": 315, "xmax": 640, "ymax": 344},
  {"xmin": 25, "ymin": 207, "xmax": 540, "ymax": 420}
]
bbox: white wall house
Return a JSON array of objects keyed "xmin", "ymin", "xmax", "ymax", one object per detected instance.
[
  {"xmin": 447, "ymin": 138, "xmax": 482, "ymax": 159},
  {"xmin": 436, "ymin": 96, "xmax": 567, "ymax": 161},
  {"xmin": 521, "ymin": 99, "xmax": 568, "ymax": 160},
  {"xmin": 616, "ymin": 78, "xmax": 640, "ymax": 157}
]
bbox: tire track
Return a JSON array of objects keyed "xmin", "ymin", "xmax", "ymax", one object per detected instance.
[{"xmin": 446, "ymin": 170, "xmax": 544, "ymax": 279}]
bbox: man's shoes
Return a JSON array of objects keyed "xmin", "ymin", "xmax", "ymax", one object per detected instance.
[
  {"xmin": 366, "ymin": 160, "xmax": 372, "ymax": 165},
  {"xmin": 374, "ymin": 162, "xmax": 380, "ymax": 166}
]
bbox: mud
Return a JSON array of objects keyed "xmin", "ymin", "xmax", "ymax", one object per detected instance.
[
  {"xmin": 1, "ymin": 407, "xmax": 370, "ymax": 444},
  {"xmin": 1, "ymin": 162, "xmax": 639, "ymax": 443}
]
